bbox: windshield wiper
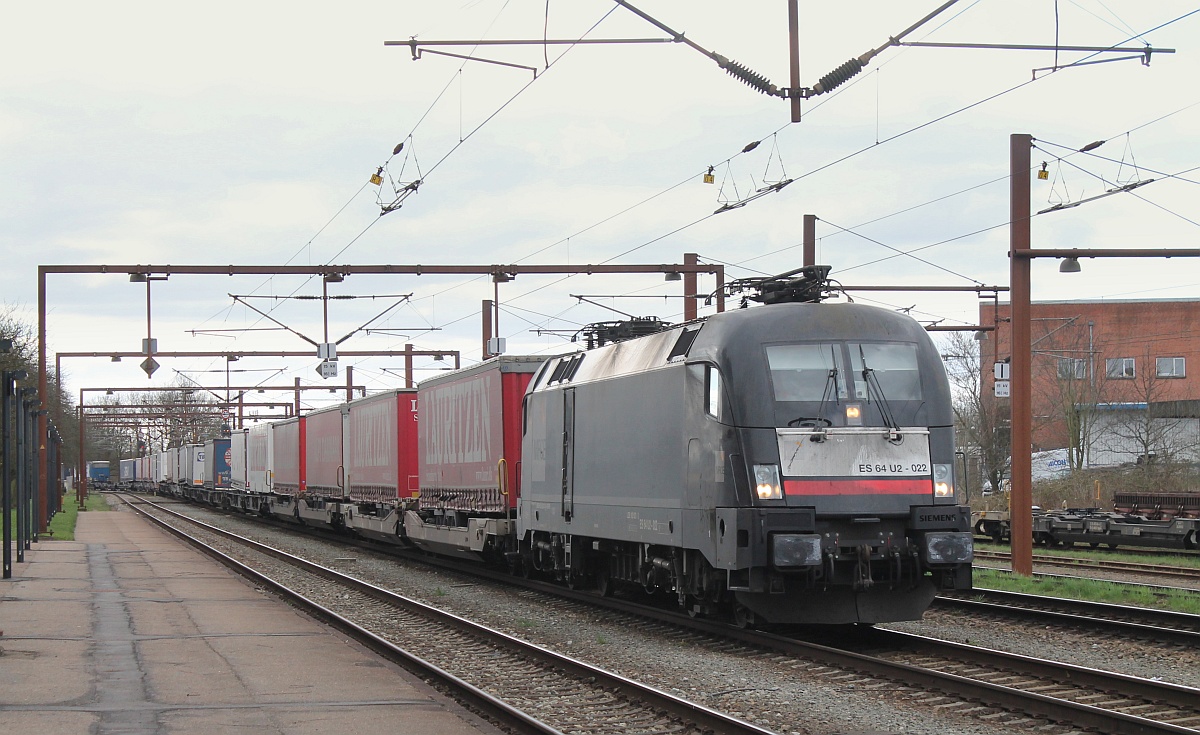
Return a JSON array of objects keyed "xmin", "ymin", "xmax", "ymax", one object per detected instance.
[
  {"xmin": 802, "ymin": 345, "xmax": 841, "ymax": 438},
  {"xmin": 858, "ymin": 345, "xmax": 901, "ymax": 439},
  {"xmin": 787, "ymin": 416, "xmax": 832, "ymax": 428}
]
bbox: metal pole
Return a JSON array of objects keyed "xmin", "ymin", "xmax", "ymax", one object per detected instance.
[
  {"xmin": 788, "ymin": 0, "xmax": 802, "ymax": 123},
  {"xmin": 803, "ymin": 215, "xmax": 816, "ymax": 267},
  {"xmin": 80, "ymin": 405, "xmax": 89, "ymax": 505},
  {"xmin": 404, "ymin": 344, "xmax": 414, "ymax": 389},
  {"xmin": 1009, "ymin": 133, "xmax": 1034, "ymax": 576},
  {"xmin": 493, "ymin": 280, "xmax": 501, "ymax": 347},
  {"xmin": 15, "ymin": 388, "xmax": 26, "ymax": 561},
  {"xmin": 482, "ymin": 299, "xmax": 493, "ymax": 360},
  {"xmin": 322, "ymin": 276, "xmax": 330, "ymax": 344},
  {"xmin": 37, "ymin": 267, "xmax": 47, "ymax": 534},
  {"xmin": 683, "ymin": 253, "xmax": 698, "ymax": 322},
  {"xmin": 2, "ymin": 372, "xmax": 12, "ymax": 577},
  {"xmin": 29, "ymin": 407, "xmax": 40, "ymax": 544}
]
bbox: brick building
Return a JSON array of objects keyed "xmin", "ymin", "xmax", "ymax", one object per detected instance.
[{"xmin": 980, "ymin": 298, "xmax": 1200, "ymax": 466}]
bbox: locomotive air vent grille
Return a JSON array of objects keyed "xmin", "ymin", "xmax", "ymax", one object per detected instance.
[
  {"xmin": 666, "ymin": 328, "xmax": 700, "ymax": 363},
  {"xmin": 548, "ymin": 354, "xmax": 585, "ymax": 385}
]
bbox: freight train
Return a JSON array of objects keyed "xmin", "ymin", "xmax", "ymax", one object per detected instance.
[
  {"xmin": 130, "ymin": 266, "xmax": 974, "ymax": 625},
  {"xmin": 86, "ymin": 460, "xmax": 111, "ymax": 490}
]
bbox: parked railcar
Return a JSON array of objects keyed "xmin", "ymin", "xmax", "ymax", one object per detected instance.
[
  {"xmin": 199, "ymin": 438, "xmax": 231, "ymax": 505},
  {"xmin": 341, "ymin": 389, "xmax": 419, "ymax": 542},
  {"xmin": 178, "ymin": 444, "xmax": 205, "ymax": 499},
  {"xmin": 118, "ymin": 458, "xmax": 136, "ymax": 490},
  {"xmin": 1114, "ymin": 491, "xmax": 1200, "ymax": 520},
  {"xmin": 972, "ymin": 506, "xmax": 1200, "ymax": 550},
  {"xmin": 86, "ymin": 460, "xmax": 111, "ymax": 490},
  {"xmin": 404, "ymin": 358, "xmax": 540, "ymax": 559},
  {"xmin": 267, "ymin": 417, "xmax": 305, "ymax": 520},
  {"xmin": 230, "ymin": 429, "xmax": 249, "ymax": 494}
]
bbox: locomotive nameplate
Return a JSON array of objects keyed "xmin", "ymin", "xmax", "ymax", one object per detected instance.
[{"xmin": 777, "ymin": 428, "xmax": 930, "ymax": 478}]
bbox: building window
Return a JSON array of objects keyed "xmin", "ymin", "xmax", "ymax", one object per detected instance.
[
  {"xmin": 1106, "ymin": 357, "xmax": 1136, "ymax": 379},
  {"xmin": 1057, "ymin": 358, "xmax": 1086, "ymax": 380},
  {"xmin": 1157, "ymin": 356, "xmax": 1186, "ymax": 378}
]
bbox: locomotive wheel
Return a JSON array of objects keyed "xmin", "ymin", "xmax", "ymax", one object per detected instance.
[
  {"xmin": 595, "ymin": 567, "xmax": 613, "ymax": 598},
  {"xmin": 732, "ymin": 604, "xmax": 756, "ymax": 630}
]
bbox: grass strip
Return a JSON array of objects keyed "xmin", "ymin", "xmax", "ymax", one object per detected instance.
[
  {"xmin": 45, "ymin": 492, "xmax": 110, "ymax": 541},
  {"xmin": 973, "ymin": 567, "xmax": 1200, "ymax": 616}
]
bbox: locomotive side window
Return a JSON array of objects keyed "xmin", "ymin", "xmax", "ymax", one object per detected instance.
[
  {"xmin": 765, "ymin": 343, "xmax": 846, "ymax": 402},
  {"xmin": 848, "ymin": 342, "xmax": 922, "ymax": 401},
  {"xmin": 705, "ymin": 365, "xmax": 722, "ymax": 419}
]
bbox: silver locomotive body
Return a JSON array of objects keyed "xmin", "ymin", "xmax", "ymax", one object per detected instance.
[{"xmin": 519, "ymin": 301, "xmax": 972, "ymax": 625}]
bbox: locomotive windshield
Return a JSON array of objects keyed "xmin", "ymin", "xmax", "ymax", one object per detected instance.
[
  {"xmin": 767, "ymin": 341, "xmax": 922, "ymax": 402},
  {"xmin": 766, "ymin": 343, "xmax": 847, "ymax": 402}
]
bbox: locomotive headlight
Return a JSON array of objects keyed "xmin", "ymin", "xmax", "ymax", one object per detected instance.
[
  {"xmin": 772, "ymin": 533, "xmax": 822, "ymax": 567},
  {"xmin": 933, "ymin": 463, "xmax": 953, "ymax": 497},
  {"xmin": 753, "ymin": 464, "xmax": 782, "ymax": 500},
  {"xmin": 924, "ymin": 531, "xmax": 973, "ymax": 564}
]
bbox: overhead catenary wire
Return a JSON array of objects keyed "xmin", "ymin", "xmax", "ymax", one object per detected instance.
[{"xmin": 175, "ymin": 5, "xmax": 1200, "ymax": 395}]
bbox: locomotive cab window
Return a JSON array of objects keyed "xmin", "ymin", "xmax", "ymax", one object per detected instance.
[
  {"xmin": 848, "ymin": 342, "xmax": 922, "ymax": 401},
  {"xmin": 766, "ymin": 343, "xmax": 847, "ymax": 402}
]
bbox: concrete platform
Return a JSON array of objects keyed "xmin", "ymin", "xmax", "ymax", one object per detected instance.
[{"xmin": 0, "ymin": 507, "xmax": 503, "ymax": 735}]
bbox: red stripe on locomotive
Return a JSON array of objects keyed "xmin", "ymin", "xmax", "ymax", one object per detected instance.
[{"xmin": 784, "ymin": 478, "xmax": 931, "ymax": 496}]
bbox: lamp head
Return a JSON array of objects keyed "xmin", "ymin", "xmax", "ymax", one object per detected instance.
[{"xmin": 1059, "ymin": 257, "xmax": 1082, "ymax": 274}]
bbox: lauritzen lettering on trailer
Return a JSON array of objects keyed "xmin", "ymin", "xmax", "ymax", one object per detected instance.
[{"xmin": 417, "ymin": 357, "xmax": 542, "ymax": 514}]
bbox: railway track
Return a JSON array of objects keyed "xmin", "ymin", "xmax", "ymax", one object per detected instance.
[
  {"xmin": 935, "ymin": 588, "xmax": 1200, "ymax": 644},
  {"xmin": 974, "ymin": 549, "xmax": 1200, "ymax": 581},
  {"xmin": 115, "ymin": 493, "xmax": 776, "ymax": 735},
  {"xmin": 121, "ymin": 493, "xmax": 1200, "ymax": 735}
]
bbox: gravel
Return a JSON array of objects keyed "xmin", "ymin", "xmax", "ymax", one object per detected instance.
[{"xmin": 122, "ymin": 497, "xmax": 1199, "ymax": 735}]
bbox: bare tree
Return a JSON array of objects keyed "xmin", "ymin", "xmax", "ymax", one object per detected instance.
[
  {"xmin": 3, "ymin": 302, "xmax": 79, "ymax": 483},
  {"xmin": 941, "ymin": 331, "xmax": 1010, "ymax": 499},
  {"xmin": 1028, "ymin": 316, "xmax": 1102, "ymax": 470}
]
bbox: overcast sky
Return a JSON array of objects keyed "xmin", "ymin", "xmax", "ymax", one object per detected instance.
[{"xmin": 3, "ymin": 1, "xmax": 1198, "ymax": 415}]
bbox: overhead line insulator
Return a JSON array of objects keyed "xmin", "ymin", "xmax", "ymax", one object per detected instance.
[
  {"xmin": 813, "ymin": 58, "xmax": 865, "ymax": 96},
  {"xmin": 713, "ymin": 53, "xmax": 781, "ymax": 97}
]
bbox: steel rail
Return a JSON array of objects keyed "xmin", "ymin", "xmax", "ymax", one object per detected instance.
[
  {"xmin": 135, "ymin": 493, "xmax": 1200, "ymax": 735},
  {"xmin": 116, "ymin": 495, "xmax": 564, "ymax": 735},
  {"xmin": 973, "ymin": 549, "xmax": 1200, "ymax": 579},
  {"xmin": 936, "ymin": 588, "xmax": 1200, "ymax": 643},
  {"xmin": 117, "ymin": 494, "xmax": 777, "ymax": 735}
]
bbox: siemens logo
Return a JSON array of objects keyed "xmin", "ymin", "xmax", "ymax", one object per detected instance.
[{"xmin": 919, "ymin": 513, "xmax": 959, "ymax": 523}]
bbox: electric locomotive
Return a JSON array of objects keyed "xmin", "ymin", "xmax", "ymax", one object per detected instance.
[{"xmin": 518, "ymin": 266, "xmax": 972, "ymax": 625}]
